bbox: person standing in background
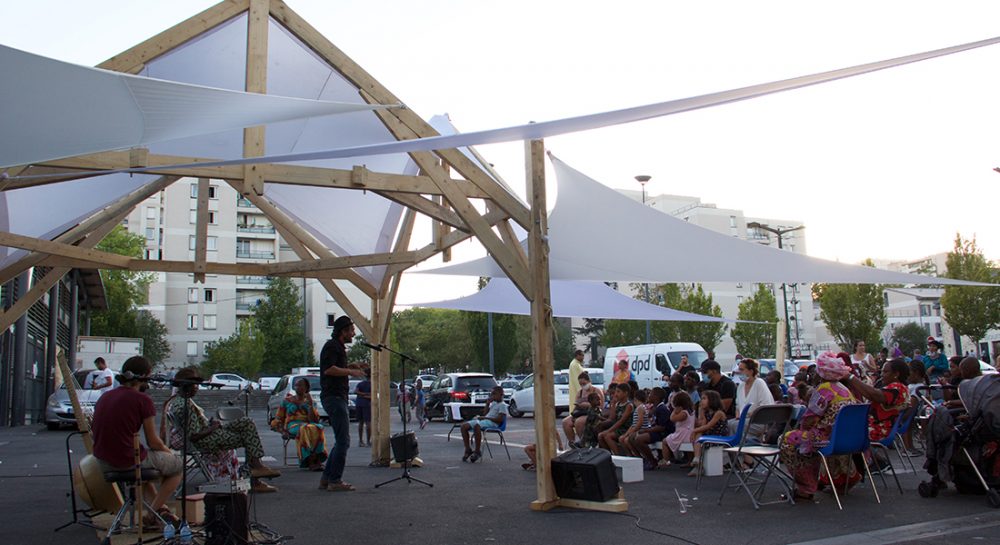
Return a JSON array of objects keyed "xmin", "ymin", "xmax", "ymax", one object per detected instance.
[
  {"xmin": 568, "ymin": 349, "xmax": 586, "ymax": 412},
  {"xmin": 84, "ymin": 357, "xmax": 114, "ymax": 391}
]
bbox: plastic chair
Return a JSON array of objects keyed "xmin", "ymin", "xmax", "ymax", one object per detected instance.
[
  {"xmin": 481, "ymin": 417, "xmax": 510, "ymax": 460},
  {"xmin": 892, "ymin": 405, "xmax": 920, "ymax": 472},
  {"xmin": 870, "ymin": 407, "xmax": 917, "ymax": 493},
  {"xmin": 695, "ymin": 403, "xmax": 752, "ymax": 490},
  {"xmin": 718, "ymin": 404, "xmax": 796, "ymax": 509},
  {"xmin": 817, "ymin": 403, "xmax": 879, "ymax": 510}
]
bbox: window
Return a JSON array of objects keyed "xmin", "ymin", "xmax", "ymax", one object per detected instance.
[
  {"xmin": 737, "ymin": 295, "xmax": 744, "ymax": 304},
  {"xmin": 204, "ymin": 343, "xmax": 211, "ymax": 356},
  {"xmin": 920, "ymin": 304, "xmax": 931, "ymax": 317},
  {"xmin": 935, "ymin": 323, "xmax": 943, "ymax": 336},
  {"xmin": 191, "ymin": 184, "xmax": 219, "ymax": 199},
  {"xmin": 189, "ymin": 210, "xmax": 218, "ymax": 224},
  {"xmin": 146, "ymin": 207, "xmax": 156, "ymax": 219},
  {"xmin": 204, "ymin": 314, "xmax": 217, "ymax": 330},
  {"xmin": 188, "ymin": 236, "xmax": 218, "ymax": 251},
  {"xmin": 186, "ymin": 341, "xmax": 198, "ymax": 357},
  {"xmin": 204, "ymin": 288, "xmax": 216, "ymax": 303},
  {"xmin": 327, "ymin": 314, "xmax": 337, "ymax": 328},
  {"xmin": 145, "ymin": 228, "xmax": 155, "ymax": 240},
  {"xmin": 729, "ymin": 215, "xmax": 737, "ymax": 228},
  {"xmin": 187, "ymin": 314, "xmax": 199, "ymax": 330},
  {"xmin": 187, "ymin": 288, "xmax": 198, "ymax": 303}
]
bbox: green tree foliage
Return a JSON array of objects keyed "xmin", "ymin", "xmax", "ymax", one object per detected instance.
[
  {"xmin": 892, "ymin": 322, "xmax": 931, "ymax": 356},
  {"xmin": 730, "ymin": 284, "xmax": 778, "ymax": 359},
  {"xmin": 254, "ymin": 277, "xmax": 314, "ymax": 375},
  {"xmin": 599, "ymin": 283, "xmax": 726, "ymax": 351},
  {"xmin": 201, "ymin": 318, "xmax": 265, "ymax": 378},
  {"xmin": 813, "ymin": 259, "xmax": 887, "ymax": 352},
  {"xmin": 346, "ymin": 334, "xmax": 373, "ymax": 365},
  {"xmin": 389, "ymin": 308, "xmax": 472, "ymax": 379},
  {"xmin": 676, "ymin": 284, "xmax": 727, "ymax": 352},
  {"xmin": 89, "ymin": 225, "xmax": 171, "ymax": 365},
  {"xmin": 941, "ymin": 234, "xmax": 1000, "ymax": 348},
  {"xmin": 464, "ymin": 311, "xmax": 520, "ymax": 377}
]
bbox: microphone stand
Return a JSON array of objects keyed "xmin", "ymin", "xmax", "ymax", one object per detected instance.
[{"xmin": 373, "ymin": 344, "xmax": 432, "ymax": 488}]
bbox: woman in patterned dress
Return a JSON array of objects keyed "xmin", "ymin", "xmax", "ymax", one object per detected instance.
[
  {"xmin": 843, "ymin": 358, "xmax": 910, "ymax": 442},
  {"xmin": 271, "ymin": 377, "xmax": 328, "ymax": 470}
]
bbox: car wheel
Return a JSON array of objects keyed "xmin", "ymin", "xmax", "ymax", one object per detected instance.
[
  {"xmin": 444, "ymin": 406, "xmax": 454, "ymax": 423},
  {"xmin": 509, "ymin": 400, "xmax": 523, "ymax": 418},
  {"xmin": 46, "ymin": 422, "xmax": 60, "ymax": 431}
]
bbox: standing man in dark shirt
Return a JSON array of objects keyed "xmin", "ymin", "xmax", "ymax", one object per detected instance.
[
  {"xmin": 699, "ymin": 359, "xmax": 737, "ymax": 419},
  {"xmin": 320, "ymin": 316, "xmax": 366, "ymax": 492}
]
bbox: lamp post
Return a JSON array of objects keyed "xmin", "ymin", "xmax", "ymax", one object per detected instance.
[
  {"xmin": 636, "ymin": 175, "xmax": 652, "ymax": 344},
  {"xmin": 746, "ymin": 221, "xmax": 805, "ymax": 358}
]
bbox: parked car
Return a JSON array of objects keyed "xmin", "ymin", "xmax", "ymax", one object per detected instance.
[
  {"xmin": 209, "ymin": 373, "xmax": 259, "ymax": 391},
  {"xmin": 424, "ymin": 373, "xmax": 499, "ymax": 423},
  {"xmin": 508, "ymin": 370, "xmax": 572, "ymax": 418},
  {"xmin": 267, "ymin": 375, "xmax": 329, "ymax": 422},
  {"xmin": 45, "ymin": 370, "xmax": 99, "ymax": 430},
  {"xmin": 499, "ymin": 379, "xmax": 519, "ymax": 401},
  {"xmin": 746, "ymin": 359, "xmax": 801, "ymax": 386},
  {"xmin": 414, "ymin": 374, "xmax": 437, "ymax": 392},
  {"xmin": 258, "ymin": 376, "xmax": 281, "ymax": 393}
]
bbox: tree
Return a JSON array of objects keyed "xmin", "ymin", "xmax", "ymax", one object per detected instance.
[
  {"xmin": 201, "ymin": 318, "xmax": 265, "ymax": 378},
  {"xmin": 346, "ymin": 334, "xmax": 372, "ymax": 365},
  {"xmin": 134, "ymin": 310, "xmax": 171, "ymax": 367},
  {"xmin": 892, "ymin": 322, "xmax": 930, "ymax": 356},
  {"xmin": 813, "ymin": 259, "xmax": 887, "ymax": 351},
  {"xmin": 254, "ymin": 277, "xmax": 314, "ymax": 375},
  {"xmin": 675, "ymin": 284, "xmax": 727, "ymax": 352},
  {"xmin": 941, "ymin": 234, "xmax": 1000, "ymax": 352},
  {"xmin": 389, "ymin": 308, "xmax": 472, "ymax": 379},
  {"xmin": 730, "ymin": 284, "xmax": 778, "ymax": 359},
  {"xmin": 464, "ymin": 311, "xmax": 520, "ymax": 377}
]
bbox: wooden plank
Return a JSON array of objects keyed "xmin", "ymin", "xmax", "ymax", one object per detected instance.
[
  {"xmin": 377, "ymin": 192, "xmax": 468, "ymax": 232},
  {"xmin": 369, "ymin": 320, "xmax": 390, "ymax": 464},
  {"xmin": 527, "ymin": 138, "xmax": 558, "ymax": 507},
  {"xmin": 378, "ymin": 209, "xmax": 415, "ymax": 297},
  {"xmin": 98, "ymin": 0, "xmax": 250, "ymax": 72},
  {"xmin": 0, "ymin": 232, "xmax": 132, "ymax": 268},
  {"xmin": 264, "ymin": 251, "xmax": 419, "ymax": 276},
  {"xmin": 555, "ymin": 497, "xmax": 629, "ymax": 513},
  {"xmin": 241, "ymin": 0, "xmax": 269, "ymax": 197},
  {"xmin": 7, "ymin": 152, "xmax": 244, "ymax": 190},
  {"xmin": 193, "ymin": 178, "xmax": 210, "ymax": 282},
  {"xmin": 0, "ymin": 176, "xmax": 179, "ymax": 284},
  {"xmin": 260, "ymin": 163, "xmax": 488, "ymax": 198}
]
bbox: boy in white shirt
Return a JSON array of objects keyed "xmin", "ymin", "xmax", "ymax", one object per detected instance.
[{"xmin": 460, "ymin": 386, "xmax": 508, "ymax": 463}]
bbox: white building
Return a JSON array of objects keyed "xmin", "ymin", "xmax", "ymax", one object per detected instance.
[
  {"xmin": 575, "ymin": 189, "xmax": 818, "ymax": 362},
  {"xmin": 124, "ymin": 178, "xmax": 362, "ymax": 369}
]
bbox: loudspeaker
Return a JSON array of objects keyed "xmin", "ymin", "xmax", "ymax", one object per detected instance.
[
  {"xmin": 204, "ymin": 492, "xmax": 250, "ymax": 545},
  {"xmin": 551, "ymin": 448, "xmax": 620, "ymax": 502},
  {"xmin": 390, "ymin": 431, "xmax": 419, "ymax": 462}
]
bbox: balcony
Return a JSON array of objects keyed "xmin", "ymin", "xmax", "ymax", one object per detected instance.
[
  {"xmin": 237, "ymin": 225, "xmax": 275, "ymax": 234},
  {"xmin": 235, "ymin": 302, "xmax": 254, "ymax": 311},
  {"xmin": 237, "ymin": 197, "xmax": 255, "ymax": 208},
  {"xmin": 236, "ymin": 250, "xmax": 275, "ymax": 260},
  {"xmin": 236, "ymin": 275, "xmax": 269, "ymax": 285}
]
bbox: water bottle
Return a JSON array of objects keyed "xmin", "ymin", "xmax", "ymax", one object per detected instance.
[
  {"xmin": 179, "ymin": 521, "xmax": 192, "ymax": 544},
  {"xmin": 162, "ymin": 522, "xmax": 175, "ymax": 541}
]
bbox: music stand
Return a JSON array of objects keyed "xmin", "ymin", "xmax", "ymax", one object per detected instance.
[{"xmin": 374, "ymin": 344, "xmax": 432, "ymax": 488}]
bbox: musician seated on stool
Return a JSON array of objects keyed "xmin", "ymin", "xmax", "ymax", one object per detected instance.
[
  {"xmin": 460, "ymin": 386, "xmax": 508, "ymax": 463},
  {"xmin": 169, "ymin": 367, "xmax": 281, "ymax": 493},
  {"xmin": 91, "ymin": 356, "xmax": 182, "ymax": 525}
]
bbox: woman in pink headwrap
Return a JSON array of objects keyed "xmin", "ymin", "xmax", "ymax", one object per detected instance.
[{"xmin": 779, "ymin": 351, "xmax": 859, "ymax": 501}]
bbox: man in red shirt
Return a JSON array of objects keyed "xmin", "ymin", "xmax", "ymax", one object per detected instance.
[{"xmin": 91, "ymin": 356, "xmax": 182, "ymax": 523}]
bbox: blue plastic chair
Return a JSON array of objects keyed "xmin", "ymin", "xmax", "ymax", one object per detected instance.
[
  {"xmin": 482, "ymin": 416, "xmax": 510, "ymax": 460},
  {"xmin": 869, "ymin": 408, "xmax": 915, "ymax": 493},
  {"xmin": 695, "ymin": 403, "xmax": 752, "ymax": 489},
  {"xmin": 817, "ymin": 403, "xmax": 879, "ymax": 510}
]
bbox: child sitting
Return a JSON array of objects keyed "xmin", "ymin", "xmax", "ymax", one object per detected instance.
[
  {"xmin": 686, "ymin": 390, "xmax": 728, "ymax": 476},
  {"xmin": 660, "ymin": 391, "xmax": 695, "ymax": 467},
  {"xmin": 619, "ymin": 389, "xmax": 651, "ymax": 456},
  {"xmin": 597, "ymin": 385, "xmax": 634, "ymax": 455},
  {"xmin": 578, "ymin": 392, "xmax": 605, "ymax": 448}
]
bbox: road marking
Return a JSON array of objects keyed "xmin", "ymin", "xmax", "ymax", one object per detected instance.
[
  {"xmin": 432, "ymin": 434, "xmax": 530, "ymax": 449},
  {"xmin": 787, "ymin": 511, "xmax": 1000, "ymax": 545}
]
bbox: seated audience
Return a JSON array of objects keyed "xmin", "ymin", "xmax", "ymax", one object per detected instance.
[
  {"xmin": 683, "ymin": 370, "xmax": 701, "ymax": 407},
  {"xmin": 659, "ymin": 390, "xmax": 695, "ymax": 467},
  {"xmin": 629, "ymin": 387, "xmax": 672, "ymax": 469},
  {"xmin": 522, "ymin": 428, "xmax": 564, "ymax": 471},
  {"xmin": 619, "ymin": 389, "xmax": 652, "ymax": 456},
  {"xmin": 842, "ymin": 358, "xmax": 910, "ymax": 442},
  {"xmin": 270, "ymin": 377, "xmax": 328, "ymax": 471},
  {"xmin": 597, "ymin": 384, "xmax": 634, "ymax": 455},
  {"xmin": 562, "ymin": 371, "xmax": 603, "ymax": 446},
  {"xmin": 686, "ymin": 390, "xmax": 729, "ymax": 476},
  {"xmin": 460, "ymin": 386, "xmax": 508, "ymax": 463},
  {"xmin": 579, "ymin": 392, "xmax": 606, "ymax": 448}
]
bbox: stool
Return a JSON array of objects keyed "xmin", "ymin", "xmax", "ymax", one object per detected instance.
[
  {"xmin": 102, "ymin": 468, "xmax": 166, "ymax": 540},
  {"xmin": 611, "ymin": 455, "xmax": 644, "ymax": 483}
]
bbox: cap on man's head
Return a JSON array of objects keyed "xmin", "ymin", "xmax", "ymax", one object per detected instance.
[
  {"xmin": 332, "ymin": 315, "xmax": 354, "ymax": 336},
  {"xmin": 928, "ymin": 339, "xmax": 944, "ymax": 350},
  {"xmin": 700, "ymin": 360, "xmax": 721, "ymax": 373}
]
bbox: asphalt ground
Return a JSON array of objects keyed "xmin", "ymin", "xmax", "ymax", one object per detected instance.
[{"xmin": 3, "ymin": 410, "xmax": 1000, "ymax": 545}]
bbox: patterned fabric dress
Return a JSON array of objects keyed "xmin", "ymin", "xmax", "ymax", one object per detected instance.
[
  {"xmin": 270, "ymin": 393, "xmax": 328, "ymax": 468},
  {"xmin": 779, "ymin": 381, "xmax": 858, "ymax": 495},
  {"xmin": 868, "ymin": 382, "xmax": 909, "ymax": 442},
  {"xmin": 169, "ymin": 397, "xmax": 265, "ymax": 461}
]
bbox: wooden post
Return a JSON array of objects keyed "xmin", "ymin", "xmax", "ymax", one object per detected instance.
[
  {"xmin": 242, "ymin": 0, "xmax": 268, "ymax": 196},
  {"xmin": 369, "ymin": 299, "xmax": 391, "ymax": 464},
  {"xmin": 775, "ymin": 319, "xmax": 786, "ymax": 375},
  {"xmin": 193, "ymin": 177, "xmax": 210, "ymax": 283},
  {"xmin": 525, "ymin": 139, "xmax": 558, "ymax": 510}
]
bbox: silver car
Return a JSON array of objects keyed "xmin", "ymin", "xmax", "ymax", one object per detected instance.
[
  {"xmin": 266, "ymin": 374, "xmax": 328, "ymax": 422},
  {"xmin": 45, "ymin": 370, "xmax": 101, "ymax": 430}
]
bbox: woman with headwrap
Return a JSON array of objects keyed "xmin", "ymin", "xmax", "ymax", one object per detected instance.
[{"xmin": 779, "ymin": 351, "xmax": 860, "ymax": 501}]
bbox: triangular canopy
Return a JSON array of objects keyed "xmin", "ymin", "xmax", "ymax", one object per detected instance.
[
  {"xmin": 0, "ymin": 44, "xmax": 392, "ymax": 168},
  {"xmin": 404, "ymin": 278, "xmax": 737, "ymax": 323},
  {"xmin": 422, "ymin": 155, "xmax": 988, "ymax": 286}
]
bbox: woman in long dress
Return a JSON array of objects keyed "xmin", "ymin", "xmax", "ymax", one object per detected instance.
[{"xmin": 270, "ymin": 377, "xmax": 328, "ymax": 470}]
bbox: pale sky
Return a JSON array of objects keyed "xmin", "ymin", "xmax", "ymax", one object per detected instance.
[{"xmin": 4, "ymin": 0, "xmax": 999, "ymax": 303}]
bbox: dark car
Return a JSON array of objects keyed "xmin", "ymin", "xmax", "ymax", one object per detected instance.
[{"xmin": 424, "ymin": 373, "xmax": 499, "ymax": 423}]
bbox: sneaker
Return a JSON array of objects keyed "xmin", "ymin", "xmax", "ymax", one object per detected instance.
[{"xmin": 252, "ymin": 481, "xmax": 278, "ymax": 493}]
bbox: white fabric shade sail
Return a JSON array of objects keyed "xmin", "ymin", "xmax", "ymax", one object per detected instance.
[
  {"xmin": 420, "ymin": 156, "xmax": 991, "ymax": 287},
  {"xmin": 403, "ymin": 278, "xmax": 740, "ymax": 323},
  {"xmin": 0, "ymin": 42, "xmax": 396, "ymax": 168}
]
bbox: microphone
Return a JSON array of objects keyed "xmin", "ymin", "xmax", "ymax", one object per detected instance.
[{"xmin": 361, "ymin": 341, "xmax": 384, "ymax": 352}]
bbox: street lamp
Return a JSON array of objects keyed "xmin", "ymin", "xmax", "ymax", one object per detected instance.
[
  {"xmin": 746, "ymin": 221, "xmax": 805, "ymax": 358},
  {"xmin": 636, "ymin": 175, "xmax": 652, "ymax": 344}
]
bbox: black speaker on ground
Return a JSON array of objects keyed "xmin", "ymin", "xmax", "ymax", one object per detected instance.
[
  {"xmin": 390, "ymin": 431, "xmax": 419, "ymax": 462},
  {"xmin": 551, "ymin": 448, "xmax": 620, "ymax": 502},
  {"xmin": 204, "ymin": 492, "xmax": 250, "ymax": 545}
]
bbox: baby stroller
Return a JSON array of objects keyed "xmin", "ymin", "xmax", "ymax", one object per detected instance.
[{"xmin": 918, "ymin": 375, "xmax": 1000, "ymax": 508}]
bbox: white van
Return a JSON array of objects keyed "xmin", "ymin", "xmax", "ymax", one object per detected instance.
[{"xmin": 603, "ymin": 343, "xmax": 709, "ymax": 390}]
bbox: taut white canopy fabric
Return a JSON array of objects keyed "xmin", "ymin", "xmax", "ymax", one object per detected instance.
[
  {"xmin": 0, "ymin": 44, "xmax": 395, "ymax": 168},
  {"xmin": 421, "ymin": 156, "xmax": 990, "ymax": 287},
  {"xmin": 404, "ymin": 278, "xmax": 739, "ymax": 322}
]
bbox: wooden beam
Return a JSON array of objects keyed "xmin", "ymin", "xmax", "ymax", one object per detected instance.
[
  {"xmin": 526, "ymin": 138, "xmax": 558, "ymax": 508},
  {"xmin": 0, "ymin": 232, "xmax": 132, "ymax": 268},
  {"xmin": 376, "ymin": 192, "xmax": 468, "ymax": 232},
  {"xmin": 260, "ymin": 163, "xmax": 488, "ymax": 198},
  {"xmin": 98, "ymin": 0, "xmax": 250, "ymax": 72},
  {"xmin": 227, "ymin": 181, "xmax": 378, "ymax": 299},
  {"xmin": 5, "ymin": 152, "xmax": 243, "ymax": 190},
  {"xmin": 242, "ymin": 0, "xmax": 269, "ymax": 196},
  {"xmin": 193, "ymin": 178, "xmax": 210, "ymax": 282},
  {"xmin": 379, "ymin": 209, "xmax": 415, "ymax": 297},
  {"xmin": 264, "ymin": 251, "xmax": 419, "ymax": 276},
  {"xmin": 0, "ymin": 176, "xmax": 179, "ymax": 284}
]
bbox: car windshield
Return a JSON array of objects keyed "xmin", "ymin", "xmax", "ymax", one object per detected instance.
[
  {"xmin": 290, "ymin": 376, "xmax": 321, "ymax": 391},
  {"xmin": 501, "ymin": 380, "xmax": 518, "ymax": 388},
  {"xmin": 455, "ymin": 376, "xmax": 498, "ymax": 392},
  {"xmin": 60, "ymin": 371, "xmax": 92, "ymax": 389},
  {"xmin": 586, "ymin": 371, "xmax": 604, "ymax": 385},
  {"xmin": 667, "ymin": 351, "xmax": 709, "ymax": 369},
  {"xmin": 553, "ymin": 373, "xmax": 570, "ymax": 385}
]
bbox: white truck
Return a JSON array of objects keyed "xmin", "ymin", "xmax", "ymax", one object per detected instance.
[
  {"xmin": 75, "ymin": 336, "xmax": 143, "ymax": 372},
  {"xmin": 602, "ymin": 343, "xmax": 709, "ymax": 390}
]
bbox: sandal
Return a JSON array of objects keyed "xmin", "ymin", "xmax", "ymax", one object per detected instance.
[
  {"xmin": 469, "ymin": 451, "xmax": 481, "ymax": 463},
  {"xmin": 462, "ymin": 449, "xmax": 473, "ymax": 463},
  {"xmin": 521, "ymin": 462, "xmax": 535, "ymax": 471},
  {"xmin": 326, "ymin": 481, "xmax": 356, "ymax": 492}
]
